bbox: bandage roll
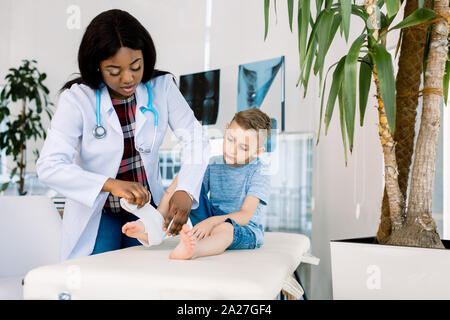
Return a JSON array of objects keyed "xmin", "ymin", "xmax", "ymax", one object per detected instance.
[{"xmin": 119, "ymin": 198, "xmax": 193, "ymax": 247}]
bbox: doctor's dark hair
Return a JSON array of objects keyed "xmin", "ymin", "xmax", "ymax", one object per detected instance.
[{"xmin": 61, "ymin": 9, "xmax": 170, "ymax": 92}]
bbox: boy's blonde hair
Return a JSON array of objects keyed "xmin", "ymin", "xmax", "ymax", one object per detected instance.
[{"xmin": 230, "ymin": 108, "xmax": 272, "ymax": 147}]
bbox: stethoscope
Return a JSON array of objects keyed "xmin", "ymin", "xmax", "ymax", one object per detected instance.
[{"xmin": 93, "ymin": 82, "xmax": 159, "ymax": 154}]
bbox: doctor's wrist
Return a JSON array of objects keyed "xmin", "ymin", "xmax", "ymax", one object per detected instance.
[
  {"xmin": 184, "ymin": 191, "xmax": 194, "ymax": 205},
  {"xmin": 101, "ymin": 178, "xmax": 115, "ymax": 193}
]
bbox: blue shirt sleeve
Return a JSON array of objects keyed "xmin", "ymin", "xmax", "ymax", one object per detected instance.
[
  {"xmin": 246, "ymin": 165, "xmax": 270, "ymax": 206},
  {"xmin": 203, "ymin": 165, "xmax": 210, "ymax": 194}
]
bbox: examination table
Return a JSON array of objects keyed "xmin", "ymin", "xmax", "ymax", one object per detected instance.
[{"xmin": 23, "ymin": 232, "xmax": 319, "ymax": 300}]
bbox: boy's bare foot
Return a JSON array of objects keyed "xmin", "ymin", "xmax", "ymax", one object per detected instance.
[
  {"xmin": 169, "ymin": 224, "xmax": 196, "ymax": 260},
  {"xmin": 122, "ymin": 221, "xmax": 149, "ymax": 244}
]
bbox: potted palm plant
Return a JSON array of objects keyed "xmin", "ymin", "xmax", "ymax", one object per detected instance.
[
  {"xmin": 0, "ymin": 59, "xmax": 53, "ymax": 195},
  {"xmin": 265, "ymin": 0, "xmax": 449, "ymax": 299}
]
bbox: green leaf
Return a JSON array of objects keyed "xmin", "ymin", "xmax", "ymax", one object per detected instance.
[
  {"xmin": 304, "ymin": 10, "xmax": 326, "ymax": 79},
  {"xmin": 385, "ymin": 0, "xmax": 399, "ymax": 17},
  {"xmin": 325, "ymin": 56, "xmax": 346, "ymax": 134},
  {"xmin": 379, "ymin": 11, "xmax": 389, "ymax": 31},
  {"xmin": 317, "ymin": 60, "xmax": 341, "ymax": 144},
  {"xmin": 444, "ymin": 58, "xmax": 449, "ymax": 105},
  {"xmin": 343, "ymin": 33, "xmax": 366, "ymax": 152},
  {"xmin": 340, "ymin": 0, "xmax": 351, "ymax": 41},
  {"xmin": 326, "ymin": 13, "xmax": 342, "ymax": 53},
  {"xmin": 325, "ymin": 0, "xmax": 333, "ymax": 9},
  {"xmin": 373, "ymin": 43, "xmax": 396, "ymax": 135},
  {"xmin": 1, "ymin": 182, "xmax": 9, "ymax": 192},
  {"xmin": 302, "ymin": 34, "xmax": 318, "ymax": 96},
  {"xmin": 313, "ymin": 12, "xmax": 341, "ymax": 85},
  {"xmin": 298, "ymin": 0, "xmax": 311, "ymax": 71},
  {"xmin": 288, "ymin": 0, "xmax": 294, "ymax": 32},
  {"xmin": 338, "ymin": 84, "xmax": 348, "ymax": 165},
  {"xmin": 389, "ymin": 8, "xmax": 437, "ymax": 31},
  {"xmin": 9, "ymin": 167, "xmax": 17, "ymax": 179},
  {"xmin": 45, "ymin": 108, "xmax": 53, "ymax": 121},
  {"xmin": 264, "ymin": 0, "xmax": 270, "ymax": 40},
  {"xmin": 40, "ymin": 84, "xmax": 49, "ymax": 95},
  {"xmin": 315, "ymin": 9, "xmax": 334, "ymax": 79},
  {"xmin": 359, "ymin": 54, "xmax": 372, "ymax": 125},
  {"xmin": 316, "ymin": 0, "xmax": 324, "ymax": 16},
  {"xmin": 351, "ymin": 4, "xmax": 369, "ymax": 21}
]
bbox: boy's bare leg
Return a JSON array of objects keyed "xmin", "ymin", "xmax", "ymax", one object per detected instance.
[
  {"xmin": 157, "ymin": 174, "xmax": 179, "ymax": 218},
  {"xmin": 169, "ymin": 223, "xmax": 234, "ymax": 260}
]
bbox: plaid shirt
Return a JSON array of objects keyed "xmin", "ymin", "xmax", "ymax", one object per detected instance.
[{"xmin": 104, "ymin": 93, "xmax": 157, "ymax": 213}]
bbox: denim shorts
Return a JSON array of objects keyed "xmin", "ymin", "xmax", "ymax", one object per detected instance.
[
  {"xmin": 191, "ymin": 183, "xmax": 261, "ymax": 250},
  {"xmin": 225, "ymin": 218, "xmax": 260, "ymax": 250}
]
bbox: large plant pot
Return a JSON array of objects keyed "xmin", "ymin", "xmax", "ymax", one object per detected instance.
[{"xmin": 330, "ymin": 237, "xmax": 450, "ymax": 299}]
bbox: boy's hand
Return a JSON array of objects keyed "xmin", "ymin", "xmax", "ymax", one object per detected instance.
[
  {"xmin": 192, "ymin": 216, "xmax": 221, "ymax": 240},
  {"xmin": 163, "ymin": 190, "xmax": 192, "ymax": 236}
]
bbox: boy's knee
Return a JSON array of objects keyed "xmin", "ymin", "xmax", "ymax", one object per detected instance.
[
  {"xmin": 212, "ymin": 221, "xmax": 233, "ymax": 234},
  {"xmin": 212, "ymin": 222, "xmax": 234, "ymax": 247}
]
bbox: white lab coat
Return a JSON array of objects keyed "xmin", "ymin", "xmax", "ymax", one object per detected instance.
[{"xmin": 36, "ymin": 74, "xmax": 210, "ymax": 261}]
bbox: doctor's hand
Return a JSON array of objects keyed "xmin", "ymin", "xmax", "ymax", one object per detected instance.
[
  {"xmin": 163, "ymin": 190, "xmax": 192, "ymax": 236},
  {"xmin": 102, "ymin": 178, "xmax": 150, "ymax": 209}
]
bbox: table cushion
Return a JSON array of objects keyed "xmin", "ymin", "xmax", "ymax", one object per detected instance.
[{"xmin": 23, "ymin": 232, "xmax": 310, "ymax": 300}]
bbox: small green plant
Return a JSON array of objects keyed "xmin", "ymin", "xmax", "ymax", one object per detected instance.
[{"xmin": 0, "ymin": 59, "xmax": 53, "ymax": 195}]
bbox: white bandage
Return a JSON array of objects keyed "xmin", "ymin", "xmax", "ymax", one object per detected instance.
[{"xmin": 119, "ymin": 198, "xmax": 193, "ymax": 247}]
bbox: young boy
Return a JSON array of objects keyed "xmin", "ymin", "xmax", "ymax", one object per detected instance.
[{"xmin": 122, "ymin": 108, "xmax": 272, "ymax": 260}]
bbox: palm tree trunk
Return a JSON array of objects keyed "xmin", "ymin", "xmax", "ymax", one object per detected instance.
[
  {"xmin": 365, "ymin": 0, "xmax": 405, "ymax": 233},
  {"xmin": 387, "ymin": 0, "xmax": 447, "ymax": 248},
  {"xmin": 373, "ymin": 66, "xmax": 406, "ymax": 230},
  {"xmin": 376, "ymin": 0, "xmax": 432, "ymax": 244}
]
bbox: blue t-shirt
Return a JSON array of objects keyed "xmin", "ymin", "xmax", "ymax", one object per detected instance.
[{"xmin": 202, "ymin": 154, "xmax": 271, "ymax": 246}]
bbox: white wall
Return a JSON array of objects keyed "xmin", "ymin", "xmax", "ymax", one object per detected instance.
[{"xmin": 0, "ymin": 0, "xmax": 396, "ymax": 299}]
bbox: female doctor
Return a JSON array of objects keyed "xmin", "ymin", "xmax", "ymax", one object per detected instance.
[{"xmin": 36, "ymin": 9, "xmax": 209, "ymax": 261}]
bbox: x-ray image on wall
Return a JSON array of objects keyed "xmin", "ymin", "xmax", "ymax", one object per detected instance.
[
  {"xmin": 175, "ymin": 58, "xmax": 283, "ymax": 155},
  {"xmin": 179, "ymin": 69, "xmax": 220, "ymax": 126},
  {"xmin": 237, "ymin": 56, "xmax": 284, "ymax": 111},
  {"xmin": 237, "ymin": 56, "xmax": 285, "ymax": 153}
]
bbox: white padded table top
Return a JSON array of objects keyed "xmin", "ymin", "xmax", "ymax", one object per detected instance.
[{"xmin": 23, "ymin": 232, "xmax": 311, "ymax": 300}]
